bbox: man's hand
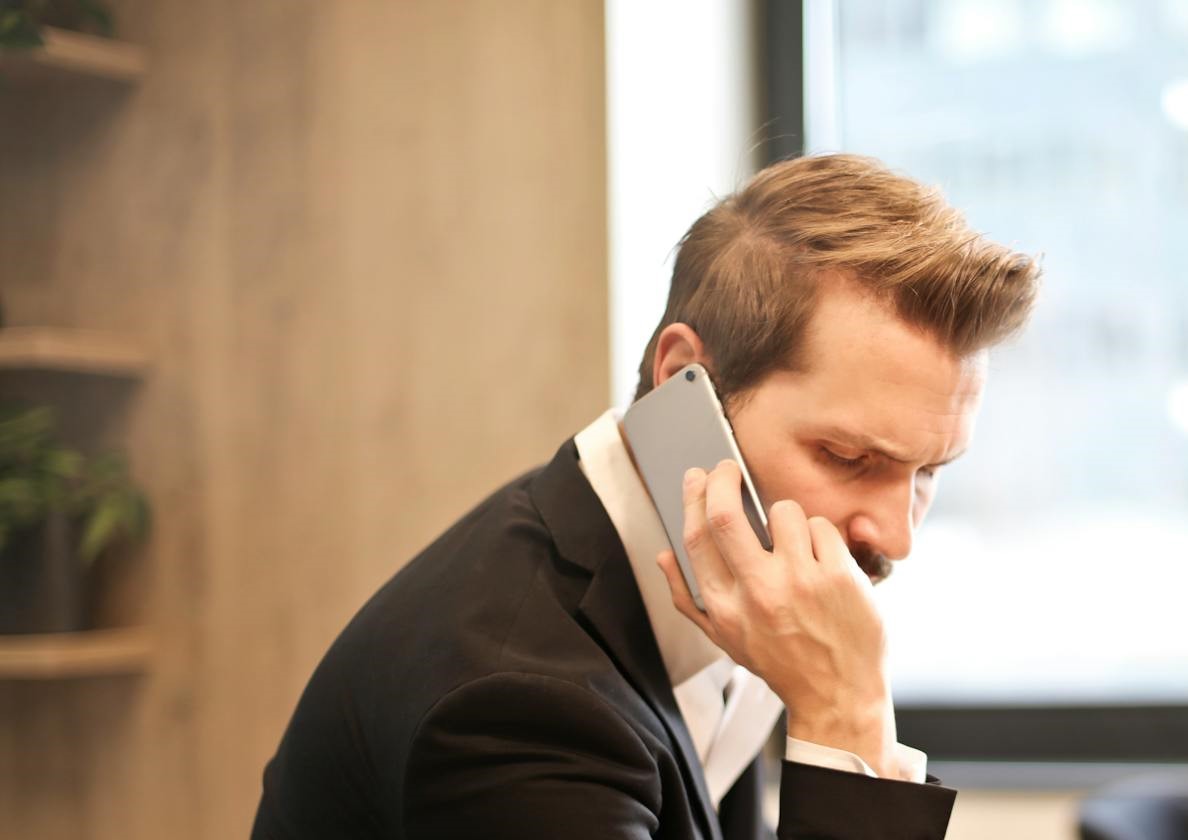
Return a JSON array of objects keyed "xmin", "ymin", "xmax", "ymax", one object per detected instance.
[{"xmin": 656, "ymin": 460, "xmax": 899, "ymax": 779}]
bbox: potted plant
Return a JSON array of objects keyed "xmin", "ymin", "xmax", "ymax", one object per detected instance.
[
  {"xmin": 0, "ymin": 403, "xmax": 149, "ymax": 634},
  {"xmin": 0, "ymin": 0, "xmax": 114, "ymax": 49}
]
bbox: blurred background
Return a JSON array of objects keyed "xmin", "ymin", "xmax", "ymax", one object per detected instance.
[{"xmin": 1, "ymin": 1, "xmax": 1185, "ymax": 838}]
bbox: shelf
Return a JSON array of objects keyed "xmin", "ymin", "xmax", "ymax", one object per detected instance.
[
  {"xmin": 0, "ymin": 326, "xmax": 149, "ymax": 377},
  {"xmin": 0, "ymin": 626, "xmax": 154, "ymax": 679},
  {"xmin": 0, "ymin": 27, "xmax": 146, "ymax": 82}
]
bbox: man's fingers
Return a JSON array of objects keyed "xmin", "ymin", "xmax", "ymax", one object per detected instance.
[
  {"xmin": 704, "ymin": 460, "xmax": 767, "ymax": 579},
  {"xmin": 768, "ymin": 498, "xmax": 814, "ymax": 567},
  {"xmin": 656, "ymin": 550, "xmax": 718, "ymax": 639},
  {"xmin": 806, "ymin": 516, "xmax": 852, "ymax": 573},
  {"xmin": 681, "ymin": 467, "xmax": 732, "ymax": 596}
]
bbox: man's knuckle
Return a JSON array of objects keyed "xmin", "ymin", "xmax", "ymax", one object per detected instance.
[
  {"xmin": 707, "ymin": 507, "xmax": 735, "ymax": 531},
  {"xmin": 700, "ymin": 577, "xmax": 728, "ymax": 603},
  {"xmin": 829, "ymin": 570, "xmax": 855, "ymax": 591},
  {"xmin": 791, "ymin": 572, "xmax": 821, "ymax": 598},
  {"xmin": 710, "ymin": 605, "xmax": 741, "ymax": 637},
  {"xmin": 748, "ymin": 590, "xmax": 777, "ymax": 623}
]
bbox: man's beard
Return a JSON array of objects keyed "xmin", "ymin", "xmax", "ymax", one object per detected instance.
[{"xmin": 853, "ymin": 549, "xmax": 892, "ymax": 585}]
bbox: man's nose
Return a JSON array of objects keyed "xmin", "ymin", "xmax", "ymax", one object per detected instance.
[{"xmin": 846, "ymin": 478, "xmax": 915, "ymax": 562}]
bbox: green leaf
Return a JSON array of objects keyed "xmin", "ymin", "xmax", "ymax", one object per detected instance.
[
  {"xmin": 0, "ymin": 404, "xmax": 150, "ymax": 566},
  {"xmin": 75, "ymin": 482, "xmax": 150, "ymax": 564},
  {"xmin": 78, "ymin": 500, "xmax": 121, "ymax": 564},
  {"xmin": 0, "ymin": 405, "xmax": 55, "ymax": 464},
  {"xmin": 132, "ymin": 493, "xmax": 150, "ymax": 537},
  {"xmin": 0, "ymin": 10, "xmax": 43, "ymax": 49},
  {"xmin": 0, "ymin": 477, "xmax": 40, "ymax": 517},
  {"xmin": 44, "ymin": 448, "xmax": 83, "ymax": 480}
]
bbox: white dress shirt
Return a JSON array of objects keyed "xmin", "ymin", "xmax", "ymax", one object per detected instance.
[{"xmin": 573, "ymin": 410, "xmax": 927, "ymax": 808}]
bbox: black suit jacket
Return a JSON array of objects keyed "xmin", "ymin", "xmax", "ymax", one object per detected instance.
[{"xmin": 252, "ymin": 440, "xmax": 956, "ymax": 839}]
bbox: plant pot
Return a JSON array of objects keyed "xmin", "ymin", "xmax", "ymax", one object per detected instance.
[{"xmin": 0, "ymin": 508, "xmax": 85, "ymax": 634}]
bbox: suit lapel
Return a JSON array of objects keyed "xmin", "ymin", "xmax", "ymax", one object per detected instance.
[{"xmin": 530, "ymin": 440, "xmax": 721, "ymax": 840}]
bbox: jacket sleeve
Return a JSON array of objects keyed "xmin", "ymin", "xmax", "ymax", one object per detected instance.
[
  {"xmin": 404, "ymin": 672, "xmax": 667, "ymax": 839},
  {"xmin": 404, "ymin": 671, "xmax": 957, "ymax": 839},
  {"xmin": 777, "ymin": 761, "xmax": 957, "ymax": 839}
]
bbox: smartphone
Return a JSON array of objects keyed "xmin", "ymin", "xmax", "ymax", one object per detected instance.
[{"xmin": 622, "ymin": 362, "xmax": 771, "ymax": 610}]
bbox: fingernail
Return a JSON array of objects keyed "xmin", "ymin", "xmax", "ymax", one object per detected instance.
[{"xmin": 684, "ymin": 468, "xmax": 698, "ymax": 488}]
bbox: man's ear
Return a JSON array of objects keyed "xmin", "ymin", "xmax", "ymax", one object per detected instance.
[{"xmin": 652, "ymin": 324, "xmax": 709, "ymax": 390}]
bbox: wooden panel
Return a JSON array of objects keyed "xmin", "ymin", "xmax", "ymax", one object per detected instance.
[{"xmin": 0, "ymin": 1, "xmax": 607, "ymax": 838}]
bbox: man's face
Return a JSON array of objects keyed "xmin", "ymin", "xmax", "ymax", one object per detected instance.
[{"xmin": 727, "ymin": 281, "xmax": 986, "ymax": 584}]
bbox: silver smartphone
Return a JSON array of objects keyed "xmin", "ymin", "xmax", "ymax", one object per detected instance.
[{"xmin": 622, "ymin": 363, "xmax": 771, "ymax": 610}]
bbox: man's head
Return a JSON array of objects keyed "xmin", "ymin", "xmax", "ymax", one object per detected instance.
[{"xmin": 636, "ymin": 154, "xmax": 1040, "ymax": 581}]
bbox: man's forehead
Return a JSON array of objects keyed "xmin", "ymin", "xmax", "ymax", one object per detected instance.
[
  {"xmin": 799, "ymin": 284, "xmax": 988, "ymax": 399},
  {"xmin": 800, "ymin": 277, "xmax": 986, "ymax": 371}
]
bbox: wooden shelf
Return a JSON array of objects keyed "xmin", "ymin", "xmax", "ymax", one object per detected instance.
[
  {"xmin": 0, "ymin": 326, "xmax": 149, "ymax": 377},
  {"xmin": 0, "ymin": 27, "xmax": 146, "ymax": 82},
  {"xmin": 0, "ymin": 626, "xmax": 154, "ymax": 679}
]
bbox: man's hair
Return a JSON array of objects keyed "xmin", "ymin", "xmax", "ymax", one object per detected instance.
[{"xmin": 633, "ymin": 153, "xmax": 1041, "ymax": 404}]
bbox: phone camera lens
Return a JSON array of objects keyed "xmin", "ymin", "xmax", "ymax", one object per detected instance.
[{"xmin": 685, "ymin": 370, "xmax": 695, "ymax": 382}]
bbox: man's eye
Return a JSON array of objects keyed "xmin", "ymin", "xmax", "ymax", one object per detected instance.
[{"xmin": 820, "ymin": 448, "xmax": 866, "ymax": 469}]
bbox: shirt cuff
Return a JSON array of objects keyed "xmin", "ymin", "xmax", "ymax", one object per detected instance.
[{"xmin": 785, "ymin": 737, "xmax": 929, "ymax": 783}]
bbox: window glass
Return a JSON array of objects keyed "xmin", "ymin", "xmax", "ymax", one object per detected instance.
[{"xmin": 819, "ymin": 0, "xmax": 1188, "ymax": 703}]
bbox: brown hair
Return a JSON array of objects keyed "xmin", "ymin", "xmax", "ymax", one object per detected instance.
[{"xmin": 633, "ymin": 153, "xmax": 1041, "ymax": 404}]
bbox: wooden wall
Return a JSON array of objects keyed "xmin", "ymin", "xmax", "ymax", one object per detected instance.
[{"xmin": 0, "ymin": 1, "xmax": 608, "ymax": 837}]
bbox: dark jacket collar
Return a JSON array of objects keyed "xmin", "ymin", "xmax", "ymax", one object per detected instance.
[{"xmin": 529, "ymin": 439, "xmax": 720, "ymax": 839}]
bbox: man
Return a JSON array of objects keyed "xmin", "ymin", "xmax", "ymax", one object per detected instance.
[{"xmin": 252, "ymin": 154, "xmax": 1040, "ymax": 838}]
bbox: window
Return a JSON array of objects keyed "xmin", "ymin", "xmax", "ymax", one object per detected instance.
[{"xmin": 776, "ymin": 0, "xmax": 1188, "ymax": 762}]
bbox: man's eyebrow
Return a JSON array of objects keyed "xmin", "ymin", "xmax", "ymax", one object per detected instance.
[{"xmin": 819, "ymin": 427, "xmax": 967, "ymax": 467}]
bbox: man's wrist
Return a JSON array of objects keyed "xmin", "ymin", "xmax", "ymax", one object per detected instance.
[{"xmin": 785, "ymin": 700, "xmax": 897, "ymax": 778}]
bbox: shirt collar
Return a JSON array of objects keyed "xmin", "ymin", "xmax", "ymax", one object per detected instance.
[{"xmin": 574, "ymin": 409, "xmax": 725, "ymax": 686}]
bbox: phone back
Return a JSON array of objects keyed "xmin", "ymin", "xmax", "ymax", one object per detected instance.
[{"xmin": 622, "ymin": 363, "xmax": 771, "ymax": 609}]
